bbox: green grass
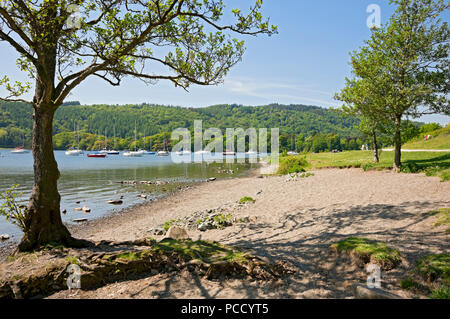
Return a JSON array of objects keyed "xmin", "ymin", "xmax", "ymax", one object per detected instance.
[
  {"xmin": 331, "ymin": 237, "xmax": 402, "ymax": 270},
  {"xmin": 65, "ymin": 256, "xmax": 79, "ymax": 265},
  {"xmin": 153, "ymin": 239, "xmax": 248, "ymax": 263},
  {"xmin": 424, "ymin": 208, "xmax": 450, "ymax": 233},
  {"xmin": 239, "ymin": 196, "xmax": 255, "ymax": 204},
  {"xmin": 301, "ymin": 150, "xmax": 450, "ymax": 181},
  {"xmin": 163, "ymin": 219, "xmax": 182, "ymax": 231},
  {"xmin": 415, "ymin": 254, "xmax": 450, "ymax": 285},
  {"xmin": 403, "ymin": 126, "xmax": 450, "ymax": 150},
  {"xmin": 431, "ymin": 285, "xmax": 450, "ymax": 299},
  {"xmin": 400, "ymin": 278, "xmax": 422, "ymax": 290}
]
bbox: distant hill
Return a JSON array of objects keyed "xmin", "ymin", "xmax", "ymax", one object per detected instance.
[{"xmin": 0, "ymin": 102, "xmax": 362, "ymax": 150}]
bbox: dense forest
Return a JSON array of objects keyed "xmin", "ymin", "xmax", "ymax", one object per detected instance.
[{"xmin": 0, "ymin": 101, "xmax": 426, "ymax": 152}]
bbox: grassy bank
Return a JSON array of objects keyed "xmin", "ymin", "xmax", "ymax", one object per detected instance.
[
  {"xmin": 275, "ymin": 151, "xmax": 450, "ymax": 181},
  {"xmin": 402, "ymin": 126, "xmax": 450, "ymax": 150}
]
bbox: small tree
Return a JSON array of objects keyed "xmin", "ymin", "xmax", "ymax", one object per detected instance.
[
  {"xmin": 0, "ymin": 185, "xmax": 27, "ymax": 232},
  {"xmin": 341, "ymin": 0, "xmax": 449, "ymax": 170},
  {"xmin": 0, "ymin": 0, "xmax": 276, "ymax": 251}
]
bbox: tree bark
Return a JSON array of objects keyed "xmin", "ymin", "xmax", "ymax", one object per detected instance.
[
  {"xmin": 18, "ymin": 103, "xmax": 72, "ymax": 251},
  {"xmin": 393, "ymin": 116, "xmax": 402, "ymax": 172},
  {"xmin": 372, "ymin": 128, "xmax": 379, "ymax": 163}
]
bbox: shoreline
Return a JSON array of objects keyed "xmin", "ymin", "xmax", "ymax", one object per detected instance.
[{"xmin": 0, "ymin": 166, "xmax": 261, "ymax": 262}]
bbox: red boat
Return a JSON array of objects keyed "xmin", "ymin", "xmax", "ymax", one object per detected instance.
[{"xmin": 87, "ymin": 153, "xmax": 106, "ymax": 158}]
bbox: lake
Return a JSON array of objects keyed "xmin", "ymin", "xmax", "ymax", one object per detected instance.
[{"xmin": 0, "ymin": 150, "xmax": 261, "ymax": 243}]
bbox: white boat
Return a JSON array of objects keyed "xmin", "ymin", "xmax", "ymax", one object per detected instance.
[
  {"xmin": 158, "ymin": 139, "xmax": 170, "ymax": 156},
  {"xmin": 195, "ymin": 150, "xmax": 211, "ymax": 155},
  {"xmin": 65, "ymin": 121, "xmax": 83, "ymax": 156},
  {"xmin": 12, "ymin": 132, "xmax": 29, "ymax": 153},
  {"xmin": 107, "ymin": 150, "xmax": 120, "ymax": 155},
  {"xmin": 287, "ymin": 151, "xmax": 299, "ymax": 156},
  {"xmin": 223, "ymin": 149, "xmax": 236, "ymax": 156},
  {"xmin": 11, "ymin": 146, "xmax": 29, "ymax": 154},
  {"xmin": 175, "ymin": 150, "xmax": 191, "ymax": 155},
  {"xmin": 124, "ymin": 121, "xmax": 144, "ymax": 157},
  {"xmin": 246, "ymin": 150, "xmax": 258, "ymax": 155},
  {"xmin": 123, "ymin": 151, "xmax": 143, "ymax": 157},
  {"xmin": 65, "ymin": 149, "xmax": 83, "ymax": 156},
  {"xmin": 157, "ymin": 150, "xmax": 169, "ymax": 156}
]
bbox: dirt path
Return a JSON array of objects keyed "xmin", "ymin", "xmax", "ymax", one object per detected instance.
[{"xmin": 47, "ymin": 168, "xmax": 449, "ymax": 299}]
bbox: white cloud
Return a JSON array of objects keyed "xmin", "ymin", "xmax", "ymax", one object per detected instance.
[{"xmin": 223, "ymin": 77, "xmax": 339, "ymax": 107}]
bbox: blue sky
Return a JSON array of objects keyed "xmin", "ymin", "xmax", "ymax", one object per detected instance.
[{"xmin": 1, "ymin": 0, "xmax": 449, "ymax": 125}]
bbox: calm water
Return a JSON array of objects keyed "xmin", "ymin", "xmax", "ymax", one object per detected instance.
[{"xmin": 0, "ymin": 150, "xmax": 260, "ymax": 243}]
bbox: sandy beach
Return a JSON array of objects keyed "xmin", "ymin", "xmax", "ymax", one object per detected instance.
[{"xmin": 43, "ymin": 168, "xmax": 450, "ymax": 299}]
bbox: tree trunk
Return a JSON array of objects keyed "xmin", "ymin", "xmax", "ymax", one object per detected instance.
[
  {"xmin": 18, "ymin": 104, "xmax": 73, "ymax": 251},
  {"xmin": 372, "ymin": 129, "xmax": 379, "ymax": 163},
  {"xmin": 393, "ymin": 116, "xmax": 402, "ymax": 172}
]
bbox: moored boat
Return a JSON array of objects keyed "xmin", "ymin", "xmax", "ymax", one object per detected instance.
[
  {"xmin": 157, "ymin": 150, "xmax": 169, "ymax": 156},
  {"xmin": 11, "ymin": 146, "xmax": 29, "ymax": 154},
  {"xmin": 87, "ymin": 152, "xmax": 106, "ymax": 158},
  {"xmin": 65, "ymin": 149, "xmax": 83, "ymax": 156},
  {"xmin": 223, "ymin": 149, "xmax": 236, "ymax": 156},
  {"xmin": 123, "ymin": 151, "xmax": 143, "ymax": 157}
]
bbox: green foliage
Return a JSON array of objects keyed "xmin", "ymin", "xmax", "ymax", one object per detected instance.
[
  {"xmin": 0, "ymin": 101, "xmax": 364, "ymax": 150},
  {"xmin": 212, "ymin": 213, "xmax": 233, "ymax": 229},
  {"xmin": 239, "ymin": 197, "xmax": 255, "ymax": 204},
  {"xmin": 338, "ymin": 0, "xmax": 449, "ymax": 168},
  {"xmin": 0, "ymin": 185, "xmax": 27, "ymax": 232},
  {"xmin": 277, "ymin": 156, "xmax": 309, "ymax": 175}
]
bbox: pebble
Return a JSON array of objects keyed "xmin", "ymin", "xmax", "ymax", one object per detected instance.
[
  {"xmin": 82, "ymin": 205, "xmax": 91, "ymax": 213},
  {"xmin": 106, "ymin": 200, "xmax": 123, "ymax": 205},
  {"xmin": 73, "ymin": 218, "xmax": 88, "ymax": 223},
  {"xmin": 0, "ymin": 234, "xmax": 10, "ymax": 240}
]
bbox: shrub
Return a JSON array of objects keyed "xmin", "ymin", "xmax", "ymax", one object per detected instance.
[
  {"xmin": 277, "ymin": 156, "xmax": 309, "ymax": 175},
  {"xmin": 239, "ymin": 197, "xmax": 255, "ymax": 204}
]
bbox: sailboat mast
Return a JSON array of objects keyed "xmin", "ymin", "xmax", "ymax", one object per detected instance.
[
  {"xmin": 114, "ymin": 125, "xmax": 116, "ymax": 150},
  {"xmin": 134, "ymin": 120, "xmax": 137, "ymax": 152}
]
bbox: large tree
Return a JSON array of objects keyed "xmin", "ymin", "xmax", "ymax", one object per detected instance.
[
  {"xmin": 0, "ymin": 0, "xmax": 276, "ymax": 251},
  {"xmin": 342, "ymin": 0, "xmax": 449, "ymax": 171}
]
